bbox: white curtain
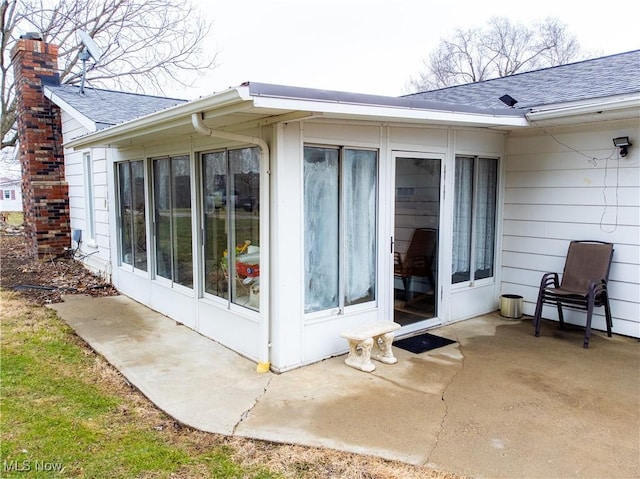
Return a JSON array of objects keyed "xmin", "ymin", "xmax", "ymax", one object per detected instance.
[
  {"xmin": 304, "ymin": 147, "xmax": 339, "ymax": 312},
  {"xmin": 452, "ymin": 157, "xmax": 473, "ymax": 280},
  {"xmin": 303, "ymin": 147, "xmax": 377, "ymax": 312},
  {"xmin": 474, "ymin": 158, "xmax": 497, "ymax": 277},
  {"xmin": 344, "ymin": 149, "xmax": 377, "ymax": 305},
  {"xmin": 452, "ymin": 156, "xmax": 497, "ymax": 283}
]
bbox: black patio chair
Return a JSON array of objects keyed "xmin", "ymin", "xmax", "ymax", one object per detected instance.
[{"xmin": 533, "ymin": 240, "xmax": 614, "ymax": 348}]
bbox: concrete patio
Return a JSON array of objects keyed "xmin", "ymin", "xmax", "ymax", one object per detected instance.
[{"xmin": 50, "ymin": 294, "xmax": 640, "ymax": 479}]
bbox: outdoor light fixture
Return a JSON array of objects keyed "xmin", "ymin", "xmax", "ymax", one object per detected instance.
[
  {"xmin": 499, "ymin": 94, "xmax": 518, "ymax": 107},
  {"xmin": 613, "ymin": 136, "xmax": 632, "ymax": 157}
]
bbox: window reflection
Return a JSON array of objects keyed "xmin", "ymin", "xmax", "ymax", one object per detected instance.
[
  {"xmin": 153, "ymin": 156, "xmax": 192, "ymax": 288},
  {"xmin": 203, "ymin": 147, "xmax": 260, "ymax": 311},
  {"xmin": 118, "ymin": 160, "xmax": 147, "ymax": 271}
]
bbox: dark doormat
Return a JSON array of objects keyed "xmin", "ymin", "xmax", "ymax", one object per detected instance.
[{"xmin": 393, "ymin": 332, "xmax": 456, "ymax": 354}]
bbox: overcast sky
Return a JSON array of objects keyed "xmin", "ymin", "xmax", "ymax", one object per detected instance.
[{"xmin": 179, "ymin": 0, "xmax": 640, "ymax": 100}]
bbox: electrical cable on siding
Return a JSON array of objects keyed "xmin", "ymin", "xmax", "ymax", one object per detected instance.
[
  {"xmin": 599, "ymin": 152, "xmax": 620, "ymax": 233},
  {"xmin": 528, "ymin": 118, "xmax": 616, "ymax": 164},
  {"xmin": 527, "ymin": 118, "xmax": 620, "ymax": 233}
]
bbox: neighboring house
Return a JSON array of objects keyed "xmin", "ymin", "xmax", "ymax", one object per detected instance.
[
  {"xmin": 13, "ymin": 35, "xmax": 639, "ymax": 373},
  {"xmin": 0, "ymin": 177, "xmax": 22, "ymax": 212}
]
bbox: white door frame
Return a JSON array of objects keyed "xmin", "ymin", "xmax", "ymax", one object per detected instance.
[{"xmin": 389, "ymin": 150, "xmax": 445, "ymax": 336}]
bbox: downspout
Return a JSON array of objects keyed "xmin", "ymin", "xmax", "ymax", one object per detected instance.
[{"xmin": 191, "ymin": 112, "xmax": 271, "ymax": 374}]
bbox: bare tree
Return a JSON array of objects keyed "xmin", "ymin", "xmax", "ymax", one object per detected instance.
[
  {"xmin": 2, "ymin": 0, "xmax": 217, "ymax": 150},
  {"xmin": 408, "ymin": 17, "xmax": 582, "ymax": 93}
]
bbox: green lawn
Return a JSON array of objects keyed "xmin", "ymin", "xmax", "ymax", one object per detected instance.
[
  {"xmin": 0, "ymin": 291, "xmax": 278, "ymax": 478},
  {"xmin": 3, "ymin": 212, "xmax": 23, "ymax": 226}
]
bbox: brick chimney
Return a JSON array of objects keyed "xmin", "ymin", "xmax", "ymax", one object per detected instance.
[{"xmin": 11, "ymin": 33, "xmax": 70, "ymax": 258}]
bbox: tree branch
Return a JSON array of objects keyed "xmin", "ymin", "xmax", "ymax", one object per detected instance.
[
  {"xmin": 2, "ymin": 0, "xmax": 217, "ymax": 149},
  {"xmin": 409, "ymin": 16, "xmax": 583, "ymax": 93}
]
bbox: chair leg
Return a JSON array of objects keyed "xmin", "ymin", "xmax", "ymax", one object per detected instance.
[
  {"xmin": 534, "ymin": 274, "xmax": 560, "ymax": 338},
  {"xmin": 584, "ymin": 293, "xmax": 596, "ymax": 349},
  {"xmin": 533, "ymin": 290, "xmax": 545, "ymax": 337},
  {"xmin": 604, "ymin": 295, "xmax": 613, "ymax": 338},
  {"xmin": 556, "ymin": 301, "xmax": 565, "ymax": 330}
]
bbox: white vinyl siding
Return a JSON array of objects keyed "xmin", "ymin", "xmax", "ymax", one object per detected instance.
[
  {"xmin": 501, "ymin": 122, "xmax": 640, "ymax": 338},
  {"xmin": 61, "ymin": 112, "xmax": 111, "ymax": 278},
  {"xmin": 83, "ymin": 152, "xmax": 96, "ymax": 243}
]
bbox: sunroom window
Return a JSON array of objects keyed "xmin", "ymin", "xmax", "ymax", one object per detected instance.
[
  {"xmin": 153, "ymin": 155, "xmax": 193, "ymax": 288},
  {"xmin": 117, "ymin": 160, "xmax": 147, "ymax": 271},
  {"xmin": 303, "ymin": 146, "xmax": 377, "ymax": 314},
  {"xmin": 452, "ymin": 156, "xmax": 498, "ymax": 284},
  {"xmin": 202, "ymin": 147, "xmax": 260, "ymax": 311}
]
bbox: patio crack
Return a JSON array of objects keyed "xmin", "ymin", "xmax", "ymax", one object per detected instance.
[
  {"xmin": 426, "ymin": 339, "xmax": 465, "ymax": 465},
  {"xmin": 232, "ymin": 376, "xmax": 274, "ymax": 435}
]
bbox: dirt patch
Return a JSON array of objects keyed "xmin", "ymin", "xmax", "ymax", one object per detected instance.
[{"xmin": 0, "ymin": 234, "xmax": 119, "ymax": 305}]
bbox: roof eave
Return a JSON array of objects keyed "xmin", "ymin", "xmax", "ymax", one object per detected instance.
[
  {"xmin": 250, "ymin": 95, "xmax": 528, "ymax": 127},
  {"xmin": 44, "ymin": 86, "xmax": 100, "ymax": 133},
  {"xmin": 67, "ymin": 83, "xmax": 530, "ymax": 150},
  {"xmin": 65, "ymin": 86, "xmax": 252, "ymax": 149},
  {"xmin": 248, "ymin": 81, "xmax": 526, "ymax": 123}
]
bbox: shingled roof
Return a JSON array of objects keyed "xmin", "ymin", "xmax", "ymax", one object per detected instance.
[
  {"xmin": 46, "ymin": 51, "xmax": 639, "ymax": 132},
  {"xmin": 44, "ymin": 84, "xmax": 187, "ymax": 129},
  {"xmin": 405, "ymin": 50, "xmax": 640, "ymax": 110}
]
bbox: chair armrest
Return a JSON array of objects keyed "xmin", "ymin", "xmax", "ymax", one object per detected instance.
[
  {"xmin": 540, "ymin": 272, "xmax": 559, "ymax": 290},
  {"xmin": 588, "ymin": 279, "xmax": 608, "ymax": 300}
]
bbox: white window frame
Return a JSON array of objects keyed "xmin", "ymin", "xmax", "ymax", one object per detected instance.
[
  {"xmin": 451, "ymin": 155, "xmax": 499, "ymax": 288},
  {"xmin": 302, "ymin": 144, "xmax": 379, "ymax": 316},
  {"xmin": 200, "ymin": 147, "xmax": 262, "ymax": 312},
  {"xmin": 83, "ymin": 151, "xmax": 96, "ymax": 245},
  {"xmin": 116, "ymin": 159, "xmax": 148, "ymax": 273},
  {"xmin": 151, "ymin": 154, "xmax": 194, "ymax": 291}
]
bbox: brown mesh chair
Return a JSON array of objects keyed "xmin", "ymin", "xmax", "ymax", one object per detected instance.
[
  {"xmin": 533, "ymin": 240, "xmax": 614, "ymax": 348},
  {"xmin": 394, "ymin": 228, "xmax": 437, "ymax": 302}
]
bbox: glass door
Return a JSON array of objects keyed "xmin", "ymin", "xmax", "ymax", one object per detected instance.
[{"xmin": 393, "ymin": 154, "xmax": 441, "ymax": 326}]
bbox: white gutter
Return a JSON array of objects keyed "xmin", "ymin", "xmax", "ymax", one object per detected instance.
[
  {"xmin": 250, "ymin": 96, "xmax": 529, "ymax": 127},
  {"xmin": 526, "ymin": 94, "xmax": 640, "ymax": 121},
  {"xmin": 66, "ymin": 81, "xmax": 533, "ymax": 151},
  {"xmin": 191, "ymin": 113, "xmax": 271, "ymax": 374}
]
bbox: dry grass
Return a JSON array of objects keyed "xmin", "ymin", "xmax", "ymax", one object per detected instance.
[{"xmin": 222, "ymin": 440, "xmax": 462, "ymax": 479}]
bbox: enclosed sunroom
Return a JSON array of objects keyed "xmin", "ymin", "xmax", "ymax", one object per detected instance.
[{"xmin": 67, "ymin": 82, "xmax": 527, "ymax": 372}]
